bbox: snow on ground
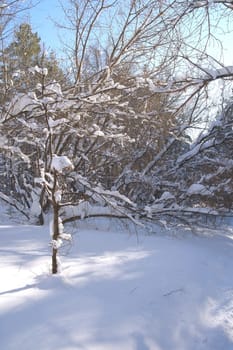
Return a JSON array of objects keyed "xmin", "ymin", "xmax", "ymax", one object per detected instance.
[{"xmin": 1, "ymin": 217, "xmax": 233, "ymax": 350}]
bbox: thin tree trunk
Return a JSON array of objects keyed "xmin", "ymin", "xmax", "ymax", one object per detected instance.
[
  {"xmin": 52, "ymin": 202, "xmax": 60, "ymax": 274},
  {"xmin": 52, "ymin": 247, "xmax": 58, "ymax": 274}
]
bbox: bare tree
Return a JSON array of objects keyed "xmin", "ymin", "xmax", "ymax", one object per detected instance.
[{"xmin": 54, "ymin": 0, "xmax": 233, "ymax": 136}]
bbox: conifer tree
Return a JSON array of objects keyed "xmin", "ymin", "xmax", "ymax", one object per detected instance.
[
  {"xmin": 3, "ymin": 22, "xmax": 67, "ymax": 93},
  {"xmin": 10, "ymin": 23, "xmax": 41, "ymax": 69}
]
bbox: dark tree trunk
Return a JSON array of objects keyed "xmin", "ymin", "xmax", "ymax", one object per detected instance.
[
  {"xmin": 52, "ymin": 202, "xmax": 60, "ymax": 274},
  {"xmin": 52, "ymin": 165, "xmax": 60, "ymax": 274},
  {"xmin": 52, "ymin": 247, "xmax": 58, "ymax": 274}
]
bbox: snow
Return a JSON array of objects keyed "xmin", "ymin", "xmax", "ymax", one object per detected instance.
[
  {"xmin": 45, "ymin": 81, "xmax": 63, "ymax": 96},
  {"xmin": 48, "ymin": 117, "xmax": 67, "ymax": 128},
  {"xmin": 0, "ymin": 135, "xmax": 7, "ymax": 147},
  {"xmin": 176, "ymin": 138, "xmax": 215, "ymax": 166},
  {"xmin": 94, "ymin": 130, "xmax": 105, "ymax": 137},
  {"xmin": 64, "ymin": 201, "xmax": 114, "ymax": 220},
  {"xmin": 54, "ymin": 190, "xmax": 62, "ymax": 202},
  {"xmin": 51, "ymin": 154, "xmax": 74, "ymax": 173},
  {"xmin": 204, "ymin": 66, "xmax": 233, "ymax": 80},
  {"xmin": 159, "ymin": 191, "xmax": 175, "ymax": 201},
  {"xmin": 190, "ymin": 1, "xmax": 206, "ymax": 8},
  {"xmin": 30, "ymin": 190, "xmax": 42, "ymax": 216},
  {"xmin": 0, "ymin": 3, "xmax": 7, "ymax": 9},
  {"xmin": 29, "ymin": 65, "xmax": 48, "ymax": 76},
  {"xmin": 8, "ymin": 92, "xmax": 40, "ymax": 115},
  {"xmin": 1, "ymin": 212, "xmax": 233, "ymax": 349},
  {"xmin": 187, "ymin": 183, "xmax": 212, "ymax": 196},
  {"xmin": 59, "ymin": 233, "xmax": 72, "ymax": 241},
  {"xmin": 51, "ymin": 238, "xmax": 63, "ymax": 249}
]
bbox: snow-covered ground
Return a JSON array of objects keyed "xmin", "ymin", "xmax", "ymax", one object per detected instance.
[{"xmin": 1, "ymin": 214, "xmax": 233, "ymax": 349}]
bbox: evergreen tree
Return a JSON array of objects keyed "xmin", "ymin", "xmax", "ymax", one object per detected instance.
[
  {"xmin": 3, "ymin": 22, "xmax": 67, "ymax": 93},
  {"xmin": 1, "ymin": 23, "xmax": 41, "ymax": 92},
  {"xmin": 10, "ymin": 23, "xmax": 41, "ymax": 69},
  {"xmin": 39, "ymin": 50, "xmax": 68, "ymax": 85}
]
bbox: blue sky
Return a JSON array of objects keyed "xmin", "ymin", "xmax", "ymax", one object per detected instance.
[
  {"xmin": 27, "ymin": 0, "xmax": 62, "ymax": 51},
  {"xmin": 26, "ymin": 1, "xmax": 233, "ymax": 66}
]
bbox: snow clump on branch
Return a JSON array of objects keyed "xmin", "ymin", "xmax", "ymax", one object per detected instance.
[
  {"xmin": 8, "ymin": 92, "xmax": 39, "ymax": 115},
  {"xmin": 51, "ymin": 155, "xmax": 74, "ymax": 173},
  {"xmin": 29, "ymin": 65, "xmax": 48, "ymax": 76}
]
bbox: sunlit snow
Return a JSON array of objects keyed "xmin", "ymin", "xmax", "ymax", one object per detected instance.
[{"xmin": 1, "ymin": 210, "xmax": 233, "ymax": 350}]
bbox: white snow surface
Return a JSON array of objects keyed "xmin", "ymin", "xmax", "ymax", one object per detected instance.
[{"xmin": 1, "ymin": 214, "xmax": 233, "ymax": 349}]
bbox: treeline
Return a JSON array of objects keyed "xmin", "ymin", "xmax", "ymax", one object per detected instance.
[{"xmin": 0, "ymin": 0, "xmax": 233, "ymax": 227}]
